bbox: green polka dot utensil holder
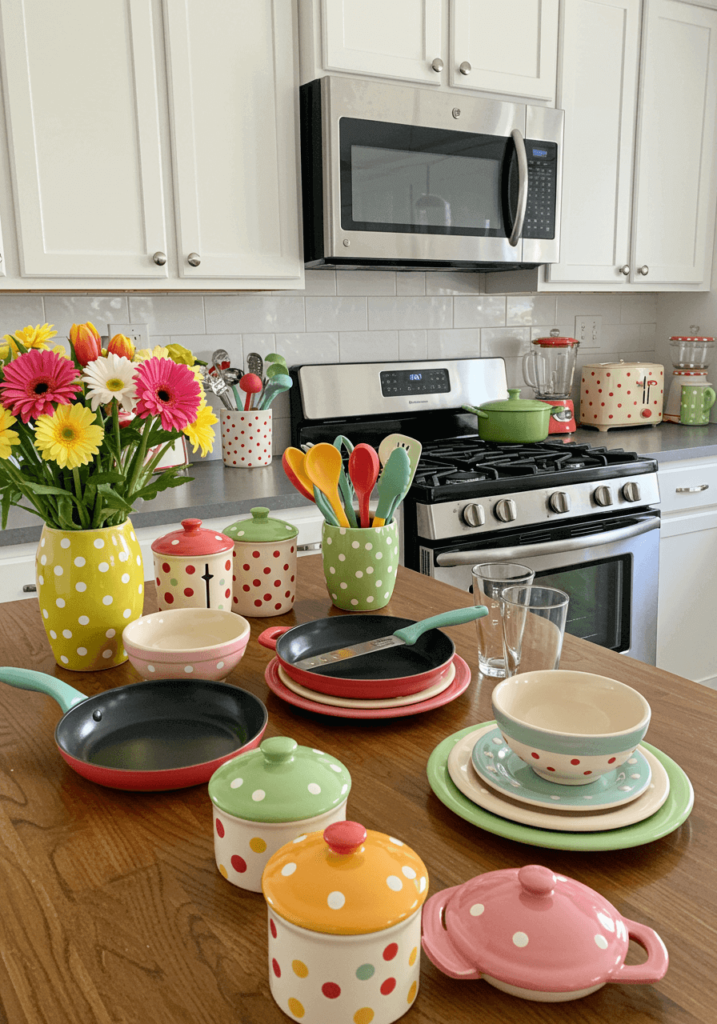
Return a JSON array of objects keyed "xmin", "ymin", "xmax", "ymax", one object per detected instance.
[
  {"xmin": 679, "ymin": 383, "xmax": 716, "ymax": 425},
  {"xmin": 322, "ymin": 521, "xmax": 399, "ymax": 611}
]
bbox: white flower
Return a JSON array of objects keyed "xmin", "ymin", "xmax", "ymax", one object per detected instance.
[{"xmin": 82, "ymin": 353, "xmax": 137, "ymax": 412}]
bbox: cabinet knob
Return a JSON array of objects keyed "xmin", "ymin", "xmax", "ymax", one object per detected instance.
[
  {"xmin": 638, "ymin": 265, "xmax": 649, "ymax": 276},
  {"xmin": 187, "ymin": 253, "xmax": 201, "ymax": 267},
  {"xmin": 153, "ymin": 251, "xmax": 167, "ymax": 266},
  {"xmin": 459, "ymin": 61, "xmax": 472, "ymax": 75},
  {"xmin": 431, "ymin": 57, "xmax": 444, "ymax": 72},
  {"xmin": 619, "ymin": 265, "xmax": 630, "ymax": 275}
]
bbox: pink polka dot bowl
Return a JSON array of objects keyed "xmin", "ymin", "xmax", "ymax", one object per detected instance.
[
  {"xmin": 122, "ymin": 608, "xmax": 250, "ymax": 682},
  {"xmin": 220, "ymin": 408, "xmax": 272, "ymax": 468},
  {"xmin": 492, "ymin": 670, "xmax": 651, "ymax": 785}
]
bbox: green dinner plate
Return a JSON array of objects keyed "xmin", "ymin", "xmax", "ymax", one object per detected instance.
[{"xmin": 427, "ymin": 722, "xmax": 694, "ymax": 852}]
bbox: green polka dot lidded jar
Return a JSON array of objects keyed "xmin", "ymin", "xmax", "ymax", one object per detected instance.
[
  {"xmin": 151, "ymin": 518, "xmax": 234, "ymax": 612},
  {"xmin": 209, "ymin": 737, "xmax": 350, "ymax": 893},
  {"xmin": 224, "ymin": 507, "xmax": 299, "ymax": 618},
  {"xmin": 322, "ymin": 521, "xmax": 399, "ymax": 611},
  {"xmin": 36, "ymin": 521, "xmax": 143, "ymax": 672}
]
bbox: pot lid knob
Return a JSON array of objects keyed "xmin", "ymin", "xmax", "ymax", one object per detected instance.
[
  {"xmin": 518, "ymin": 864, "xmax": 556, "ymax": 898},
  {"xmin": 261, "ymin": 736, "xmax": 297, "ymax": 764},
  {"xmin": 181, "ymin": 517, "xmax": 202, "ymax": 533},
  {"xmin": 324, "ymin": 821, "xmax": 367, "ymax": 856}
]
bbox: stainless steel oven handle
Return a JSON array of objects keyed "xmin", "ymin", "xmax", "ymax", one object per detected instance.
[
  {"xmin": 508, "ymin": 128, "xmax": 528, "ymax": 248},
  {"xmin": 434, "ymin": 517, "xmax": 660, "ymax": 566}
]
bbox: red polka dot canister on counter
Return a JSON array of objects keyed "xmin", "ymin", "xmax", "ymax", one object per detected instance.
[
  {"xmin": 220, "ymin": 408, "xmax": 272, "ymax": 467},
  {"xmin": 262, "ymin": 821, "xmax": 428, "ymax": 1024},
  {"xmin": 223, "ymin": 507, "xmax": 298, "ymax": 617},
  {"xmin": 151, "ymin": 519, "xmax": 235, "ymax": 612}
]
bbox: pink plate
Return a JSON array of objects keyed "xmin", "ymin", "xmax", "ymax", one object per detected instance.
[{"xmin": 264, "ymin": 655, "xmax": 471, "ymax": 719}]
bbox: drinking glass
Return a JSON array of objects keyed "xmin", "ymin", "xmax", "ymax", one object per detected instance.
[
  {"xmin": 471, "ymin": 563, "xmax": 535, "ymax": 678},
  {"xmin": 500, "ymin": 585, "xmax": 570, "ymax": 676}
]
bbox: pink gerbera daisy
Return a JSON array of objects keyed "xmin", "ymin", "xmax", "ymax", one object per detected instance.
[
  {"xmin": 133, "ymin": 357, "xmax": 201, "ymax": 431},
  {"xmin": 0, "ymin": 349, "xmax": 82, "ymax": 423}
]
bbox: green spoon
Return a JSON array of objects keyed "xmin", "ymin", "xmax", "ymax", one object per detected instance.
[
  {"xmin": 256, "ymin": 373, "xmax": 292, "ymax": 411},
  {"xmin": 333, "ymin": 434, "xmax": 357, "ymax": 528},
  {"xmin": 372, "ymin": 446, "xmax": 411, "ymax": 527}
]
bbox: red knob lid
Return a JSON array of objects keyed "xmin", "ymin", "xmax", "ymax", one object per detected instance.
[
  {"xmin": 641, "ymin": 409, "xmax": 652, "ymax": 418},
  {"xmin": 151, "ymin": 517, "xmax": 234, "ymax": 555},
  {"xmin": 324, "ymin": 821, "xmax": 367, "ymax": 856}
]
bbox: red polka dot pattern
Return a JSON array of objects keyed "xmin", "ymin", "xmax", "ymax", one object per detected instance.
[
  {"xmin": 215, "ymin": 818, "xmax": 224, "ymax": 838},
  {"xmin": 220, "ymin": 410, "xmax": 272, "ymax": 468},
  {"xmin": 186, "ymin": 565, "xmax": 195, "ymax": 575},
  {"xmin": 383, "ymin": 943, "xmax": 398, "ymax": 961},
  {"xmin": 270, "ymin": 919, "xmax": 277, "ymax": 939},
  {"xmin": 380, "ymin": 978, "xmax": 396, "ymax": 995},
  {"xmin": 184, "ymin": 588, "xmax": 194, "ymax": 598},
  {"xmin": 164, "ymin": 592, "xmax": 174, "ymax": 605},
  {"xmin": 322, "ymin": 983, "xmax": 341, "ymax": 999},
  {"xmin": 229, "ymin": 538, "xmax": 298, "ymax": 618},
  {"xmin": 231, "ymin": 854, "xmax": 247, "ymax": 873},
  {"xmin": 272, "ymin": 958, "xmax": 281, "ymax": 978}
]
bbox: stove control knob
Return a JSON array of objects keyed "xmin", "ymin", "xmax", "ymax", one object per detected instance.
[
  {"xmin": 549, "ymin": 491, "xmax": 571, "ymax": 514},
  {"xmin": 622, "ymin": 481, "xmax": 641, "ymax": 503},
  {"xmin": 594, "ymin": 485, "xmax": 614, "ymax": 507},
  {"xmin": 462, "ymin": 503, "xmax": 486, "ymax": 528},
  {"xmin": 494, "ymin": 499, "xmax": 517, "ymax": 523}
]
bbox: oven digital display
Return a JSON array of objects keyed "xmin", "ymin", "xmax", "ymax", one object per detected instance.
[
  {"xmin": 532, "ymin": 148, "xmax": 548, "ymax": 157},
  {"xmin": 380, "ymin": 368, "xmax": 450, "ymax": 397}
]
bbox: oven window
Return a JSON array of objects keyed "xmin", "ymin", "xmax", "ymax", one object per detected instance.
[
  {"xmin": 535, "ymin": 555, "xmax": 631, "ymax": 653},
  {"xmin": 340, "ymin": 117, "xmax": 508, "ymax": 236}
]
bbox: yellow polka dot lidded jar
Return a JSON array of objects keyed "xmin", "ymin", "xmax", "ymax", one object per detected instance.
[
  {"xmin": 263, "ymin": 822, "xmax": 428, "ymax": 1024},
  {"xmin": 223, "ymin": 507, "xmax": 299, "ymax": 618},
  {"xmin": 209, "ymin": 737, "xmax": 350, "ymax": 893},
  {"xmin": 151, "ymin": 518, "xmax": 234, "ymax": 612},
  {"xmin": 36, "ymin": 521, "xmax": 143, "ymax": 671}
]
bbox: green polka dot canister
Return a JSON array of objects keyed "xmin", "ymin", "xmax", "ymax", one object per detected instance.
[
  {"xmin": 262, "ymin": 820, "xmax": 428, "ymax": 1024},
  {"xmin": 223, "ymin": 507, "xmax": 298, "ymax": 617},
  {"xmin": 209, "ymin": 736, "xmax": 351, "ymax": 893},
  {"xmin": 151, "ymin": 519, "xmax": 234, "ymax": 612},
  {"xmin": 35, "ymin": 520, "xmax": 144, "ymax": 672},
  {"xmin": 322, "ymin": 521, "xmax": 399, "ymax": 611}
]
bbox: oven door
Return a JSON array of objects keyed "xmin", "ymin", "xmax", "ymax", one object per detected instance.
[{"xmin": 424, "ymin": 511, "xmax": 660, "ymax": 665}]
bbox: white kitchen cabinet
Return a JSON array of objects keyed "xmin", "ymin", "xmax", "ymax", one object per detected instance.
[
  {"xmin": 0, "ymin": 0, "xmax": 304, "ymax": 290},
  {"xmin": 656, "ymin": 456, "xmax": 717, "ymax": 688}
]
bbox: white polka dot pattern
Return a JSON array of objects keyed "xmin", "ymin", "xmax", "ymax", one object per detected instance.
[
  {"xmin": 322, "ymin": 521, "xmax": 399, "ymax": 611},
  {"xmin": 220, "ymin": 408, "xmax": 273, "ymax": 468},
  {"xmin": 327, "ymin": 891, "xmax": 345, "ymax": 909}
]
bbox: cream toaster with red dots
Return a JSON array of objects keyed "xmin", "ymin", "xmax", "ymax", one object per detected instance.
[
  {"xmin": 224, "ymin": 507, "xmax": 298, "ymax": 617},
  {"xmin": 580, "ymin": 361, "xmax": 664, "ymax": 431}
]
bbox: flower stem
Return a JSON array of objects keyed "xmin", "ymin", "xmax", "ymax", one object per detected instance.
[
  {"xmin": 72, "ymin": 468, "xmax": 90, "ymax": 528},
  {"xmin": 125, "ymin": 415, "xmax": 152, "ymax": 499}
]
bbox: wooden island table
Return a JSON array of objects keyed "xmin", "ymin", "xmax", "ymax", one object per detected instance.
[{"xmin": 0, "ymin": 557, "xmax": 714, "ymax": 1024}]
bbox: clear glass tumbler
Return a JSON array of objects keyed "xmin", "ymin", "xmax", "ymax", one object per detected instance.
[
  {"xmin": 471, "ymin": 563, "xmax": 535, "ymax": 678},
  {"xmin": 500, "ymin": 585, "xmax": 570, "ymax": 677}
]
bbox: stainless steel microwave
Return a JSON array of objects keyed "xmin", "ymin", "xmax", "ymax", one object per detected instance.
[{"xmin": 300, "ymin": 76, "xmax": 564, "ymax": 272}]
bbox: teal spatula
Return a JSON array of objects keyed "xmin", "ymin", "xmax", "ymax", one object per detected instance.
[{"xmin": 372, "ymin": 446, "xmax": 411, "ymax": 528}]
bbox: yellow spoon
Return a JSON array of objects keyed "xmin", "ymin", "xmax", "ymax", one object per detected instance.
[{"xmin": 304, "ymin": 443, "xmax": 350, "ymax": 529}]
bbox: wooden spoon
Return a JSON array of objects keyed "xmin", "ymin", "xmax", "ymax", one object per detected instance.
[
  {"xmin": 304, "ymin": 443, "xmax": 350, "ymax": 528},
  {"xmin": 348, "ymin": 443, "xmax": 380, "ymax": 529}
]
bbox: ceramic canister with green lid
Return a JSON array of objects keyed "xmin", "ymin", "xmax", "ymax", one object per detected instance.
[
  {"xmin": 209, "ymin": 736, "xmax": 351, "ymax": 892},
  {"xmin": 224, "ymin": 507, "xmax": 299, "ymax": 617}
]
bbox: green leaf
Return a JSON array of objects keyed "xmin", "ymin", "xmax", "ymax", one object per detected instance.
[
  {"xmin": 90, "ymin": 472, "xmax": 125, "ymax": 485},
  {"xmin": 24, "ymin": 482, "xmax": 78, "ymax": 498},
  {"xmin": 56, "ymin": 495, "xmax": 77, "ymax": 530},
  {"xmin": 131, "ymin": 472, "xmax": 193, "ymax": 502},
  {"xmin": 97, "ymin": 491, "xmax": 134, "ymax": 513}
]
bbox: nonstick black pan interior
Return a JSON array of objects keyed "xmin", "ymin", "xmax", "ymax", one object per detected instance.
[
  {"xmin": 276, "ymin": 616, "xmax": 454, "ymax": 679},
  {"xmin": 56, "ymin": 679, "xmax": 267, "ymax": 771}
]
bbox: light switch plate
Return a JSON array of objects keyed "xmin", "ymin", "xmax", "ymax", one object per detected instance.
[
  {"xmin": 107, "ymin": 323, "xmax": 150, "ymax": 350},
  {"xmin": 575, "ymin": 315, "xmax": 602, "ymax": 349}
]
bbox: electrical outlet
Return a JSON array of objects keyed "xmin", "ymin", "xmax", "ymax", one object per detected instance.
[
  {"xmin": 107, "ymin": 323, "xmax": 150, "ymax": 350},
  {"xmin": 575, "ymin": 315, "xmax": 602, "ymax": 349}
]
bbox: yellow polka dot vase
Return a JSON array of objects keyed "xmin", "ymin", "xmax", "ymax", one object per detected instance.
[
  {"xmin": 36, "ymin": 521, "xmax": 144, "ymax": 672},
  {"xmin": 322, "ymin": 522, "xmax": 399, "ymax": 612}
]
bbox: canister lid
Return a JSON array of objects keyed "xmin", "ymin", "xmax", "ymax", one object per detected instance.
[
  {"xmin": 151, "ymin": 518, "xmax": 233, "ymax": 556},
  {"xmin": 478, "ymin": 388, "xmax": 555, "ymax": 414},
  {"xmin": 209, "ymin": 737, "xmax": 351, "ymax": 823},
  {"xmin": 223, "ymin": 506, "xmax": 299, "ymax": 543},
  {"xmin": 262, "ymin": 822, "xmax": 429, "ymax": 935},
  {"xmin": 532, "ymin": 329, "xmax": 579, "ymax": 347}
]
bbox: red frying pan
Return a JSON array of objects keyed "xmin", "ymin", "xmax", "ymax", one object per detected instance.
[{"xmin": 0, "ymin": 667, "xmax": 267, "ymax": 791}]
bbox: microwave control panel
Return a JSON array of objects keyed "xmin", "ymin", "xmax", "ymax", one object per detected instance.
[{"xmin": 523, "ymin": 140, "xmax": 558, "ymax": 239}]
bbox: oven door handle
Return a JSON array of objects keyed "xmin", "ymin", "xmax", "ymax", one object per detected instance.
[{"xmin": 434, "ymin": 517, "xmax": 660, "ymax": 566}]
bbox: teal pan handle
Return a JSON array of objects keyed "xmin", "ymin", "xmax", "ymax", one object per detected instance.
[
  {"xmin": 393, "ymin": 606, "xmax": 488, "ymax": 646},
  {"xmin": 0, "ymin": 667, "xmax": 88, "ymax": 714}
]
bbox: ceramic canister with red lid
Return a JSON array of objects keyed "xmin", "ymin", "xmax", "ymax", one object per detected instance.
[
  {"xmin": 223, "ymin": 507, "xmax": 299, "ymax": 617},
  {"xmin": 151, "ymin": 519, "xmax": 235, "ymax": 612}
]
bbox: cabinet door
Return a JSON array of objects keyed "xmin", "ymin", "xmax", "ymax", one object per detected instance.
[
  {"xmin": 321, "ymin": 0, "xmax": 443, "ymax": 85},
  {"xmin": 450, "ymin": 0, "xmax": 558, "ymax": 100},
  {"xmin": 0, "ymin": 0, "xmax": 168, "ymax": 278},
  {"xmin": 546, "ymin": 0, "xmax": 640, "ymax": 285},
  {"xmin": 630, "ymin": 0, "xmax": 717, "ymax": 285},
  {"xmin": 163, "ymin": 0, "xmax": 303, "ymax": 283}
]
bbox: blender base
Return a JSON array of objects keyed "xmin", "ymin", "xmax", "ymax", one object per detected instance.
[{"xmin": 545, "ymin": 398, "xmax": 576, "ymax": 433}]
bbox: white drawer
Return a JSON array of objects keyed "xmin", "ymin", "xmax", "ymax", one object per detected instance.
[
  {"xmin": 0, "ymin": 541, "xmax": 41, "ymax": 602},
  {"xmin": 658, "ymin": 457, "xmax": 717, "ymax": 514}
]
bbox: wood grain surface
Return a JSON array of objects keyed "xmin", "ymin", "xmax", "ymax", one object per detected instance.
[{"xmin": 0, "ymin": 557, "xmax": 714, "ymax": 1024}]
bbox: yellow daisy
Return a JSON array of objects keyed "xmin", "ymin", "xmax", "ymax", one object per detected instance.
[
  {"xmin": 34, "ymin": 404, "xmax": 104, "ymax": 470},
  {"xmin": 135, "ymin": 345, "xmax": 170, "ymax": 362},
  {"xmin": 0, "ymin": 407, "xmax": 20, "ymax": 460},
  {"xmin": 183, "ymin": 401, "xmax": 217, "ymax": 458},
  {"xmin": 1, "ymin": 322, "xmax": 58, "ymax": 360}
]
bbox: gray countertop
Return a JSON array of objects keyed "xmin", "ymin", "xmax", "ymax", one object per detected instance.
[{"xmin": 3, "ymin": 422, "xmax": 717, "ymax": 548}]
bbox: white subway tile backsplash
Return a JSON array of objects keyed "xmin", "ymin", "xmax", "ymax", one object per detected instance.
[
  {"xmin": 368, "ymin": 296, "xmax": 452, "ymax": 331},
  {"xmin": 453, "ymin": 295, "xmax": 506, "ymax": 328},
  {"xmin": 426, "ymin": 329, "xmax": 480, "ymax": 359},
  {"xmin": 240, "ymin": 334, "xmax": 277, "ymax": 367},
  {"xmin": 276, "ymin": 332, "xmax": 339, "ymax": 364},
  {"xmin": 555, "ymin": 293, "xmax": 622, "ymax": 326},
  {"xmin": 425, "ymin": 272, "xmax": 483, "ymax": 295},
  {"xmin": 0, "ymin": 294, "xmax": 47, "ymax": 333},
  {"xmin": 306, "ymin": 296, "xmax": 367, "ymax": 332},
  {"xmin": 396, "ymin": 273, "xmax": 426, "ymax": 295},
  {"xmin": 205, "ymin": 295, "xmax": 304, "ymax": 334},
  {"xmin": 601, "ymin": 325, "xmax": 645, "ymax": 351},
  {"xmin": 336, "ymin": 270, "xmax": 396, "ymax": 295},
  {"xmin": 129, "ymin": 294, "xmax": 205, "ymax": 335},
  {"xmin": 297, "ymin": 270, "xmax": 337, "ymax": 295},
  {"xmin": 339, "ymin": 331, "xmax": 399, "ymax": 362},
  {"xmin": 177, "ymin": 333, "xmax": 242, "ymax": 368},
  {"xmin": 621, "ymin": 293, "xmax": 658, "ymax": 324},
  {"xmin": 641, "ymin": 323, "xmax": 657, "ymax": 344},
  {"xmin": 45, "ymin": 295, "xmax": 129, "ymax": 339},
  {"xmin": 272, "ymin": 415, "xmax": 291, "ymax": 455},
  {"xmin": 506, "ymin": 294, "xmax": 557, "ymax": 326},
  {"xmin": 398, "ymin": 330, "xmax": 427, "ymax": 360},
  {"xmin": 481, "ymin": 326, "xmax": 531, "ymax": 358}
]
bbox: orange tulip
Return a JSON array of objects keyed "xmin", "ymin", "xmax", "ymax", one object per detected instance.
[
  {"xmin": 70, "ymin": 322, "xmax": 102, "ymax": 366},
  {"xmin": 107, "ymin": 333, "xmax": 136, "ymax": 361}
]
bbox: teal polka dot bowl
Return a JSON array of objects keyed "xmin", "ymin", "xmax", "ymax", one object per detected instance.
[{"xmin": 322, "ymin": 522, "xmax": 399, "ymax": 611}]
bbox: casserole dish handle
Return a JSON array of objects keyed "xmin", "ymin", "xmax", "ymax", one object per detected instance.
[
  {"xmin": 421, "ymin": 888, "xmax": 482, "ymax": 981},
  {"xmin": 257, "ymin": 626, "xmax": 292, "ymax": 651},
  {"xmin": 462, "ymin": 404, "xmax": 488, "ymax": 420},
  {"xmin": 610, "ymin": 919, "xmax": 669, "ymax": 985}
]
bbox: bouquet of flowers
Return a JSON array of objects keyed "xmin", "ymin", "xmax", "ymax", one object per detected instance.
[{"xmin": 0, "ymin": 322, "xmax": 217, "ymax": 531}]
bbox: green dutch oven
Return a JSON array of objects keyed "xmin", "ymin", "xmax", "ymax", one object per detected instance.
[{"xmin": 463, "ymin": 389, "xmax": 560, "ymax": 443}]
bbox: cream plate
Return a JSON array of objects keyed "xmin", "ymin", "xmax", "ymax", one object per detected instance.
[
  {"xmin": 277, "ymin": 660, "xmax": 455, "ymax": 709},
  {"xmin": 448, "ymin": 725, "xmax": 670, "ymax": 833}
]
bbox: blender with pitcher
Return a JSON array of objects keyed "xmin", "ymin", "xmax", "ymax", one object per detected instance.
[
  {"xmin": 522, "ymin": 329, "xmax": 580, "ymax": 433},
  {"xmin": 664, "ymin": 328, "xmax": 715, "ymax": 423}
]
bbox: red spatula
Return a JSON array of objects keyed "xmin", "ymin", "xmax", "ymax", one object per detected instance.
[{"xmin": 348, "ymin": 443, "xmax": 380, "ymax": 528}]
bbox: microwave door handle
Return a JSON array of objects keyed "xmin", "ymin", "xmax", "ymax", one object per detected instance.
[
  {"xmin": 434, "ymin": 517, "xmax": 659, "ymax": 566},
  {"xmin": 508, "ymin": 128, "xmax": 528, "ymax": 247}
]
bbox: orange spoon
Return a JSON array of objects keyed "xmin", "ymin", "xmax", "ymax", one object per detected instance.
[
  {"xmin": 304, "ymin": 443, "xmax": 350, "ymax": 528},
  {"xmin": 282, "ymin": 448, "xmax": 314, "ymax": 501}
]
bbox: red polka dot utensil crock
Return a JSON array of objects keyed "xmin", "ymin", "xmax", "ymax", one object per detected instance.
[
  {"xmin": 151, "ymin": 518, "xmax": 234, "ymax": 612},
  {"xmin": 223, "ymin": 507, "xmax": 298, "ymax": 618},
  {"xmin": 220, "ymin": 408, "xmax": 272, "ymax": 467}
]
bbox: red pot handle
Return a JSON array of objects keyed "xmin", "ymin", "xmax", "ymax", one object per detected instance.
[
  {"xmin": 257, "ymin": 626, "xmax": 292, "ymax": 651},
  {"xmin": 421, "ymin": 888, "xmax": 482, "ymax": 981},
  {"xmin": 610, "ymin": 918, "xmax": 669, "ymax": 984}
]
